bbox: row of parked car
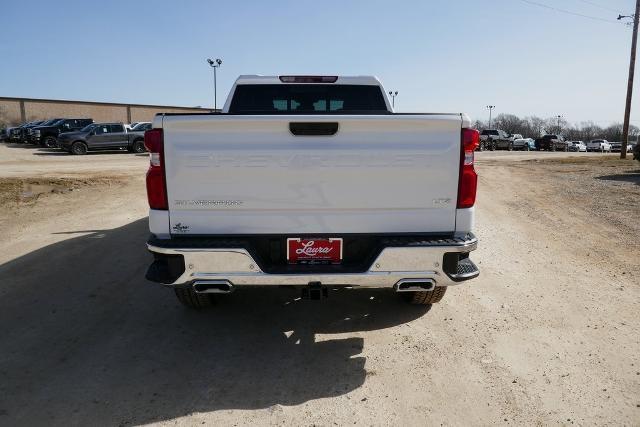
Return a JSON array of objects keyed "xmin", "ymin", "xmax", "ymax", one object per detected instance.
[
  {"xmin": 0, "ymin": 118, "xmax": 152, "ymax": 154},
  {"xmin": 478, "ymin": 129, "xmax": 636, "ymax": 153}
]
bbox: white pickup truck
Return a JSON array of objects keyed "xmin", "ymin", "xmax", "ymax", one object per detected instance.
[
  {"xmin": 587, "ymin": 139, "xmax": 612, "ymax": 153},
  {"xmin": 144, "ymin": 75, "xmax": 479, "ymax": 308}
]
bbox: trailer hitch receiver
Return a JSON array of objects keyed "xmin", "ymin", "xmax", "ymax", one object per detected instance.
[{"xmin": 302, "ymin": 282, "xmax": 328, "ymax": 300}]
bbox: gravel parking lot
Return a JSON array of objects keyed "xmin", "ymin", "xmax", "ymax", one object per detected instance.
[{"xmin": 0, "ymin": 143, "xmax": 638, "ymax": 425}]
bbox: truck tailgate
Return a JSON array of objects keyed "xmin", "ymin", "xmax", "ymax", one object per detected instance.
[{"xmin": 162, "ymin": 114, "xmax": 463, "ymax": 235}]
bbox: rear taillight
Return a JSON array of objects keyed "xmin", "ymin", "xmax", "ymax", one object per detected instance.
[
  {"xmin": 279, "ymin": 75, "xmax": 338, "ymax": 83},
  {"xmin": 457, "ymin": 128, "xmax": 479, "ymax": 209},
  {"xmin": 144, "ymin": 129, "xmax": 168, "ymax": 210}
]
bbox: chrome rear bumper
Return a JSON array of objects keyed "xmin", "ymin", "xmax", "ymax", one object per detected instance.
[{"xmin": 147, "ymin": 233, "xmax": 478, "ymax": 289}]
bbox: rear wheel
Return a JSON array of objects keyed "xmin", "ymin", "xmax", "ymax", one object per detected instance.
[
  {"xmin": 174, "ymin": 287, "xmax": 214, "ymax": 308},
  {"xmin": 508, "ymin": 142, "xmax": 513, "ymax": 151},
  {"xmin": 402, "ymin": 287, "xmax": 447, "ymax": 305},
  {"xmin": 131, "ymin": 139, "xmax": 146, "ymax": 153},
  {"xmin": 71, "ymin": 141, "xmax": 88, "ymax": 155}
]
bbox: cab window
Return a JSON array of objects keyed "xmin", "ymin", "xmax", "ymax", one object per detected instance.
[{"xmin": 95, "ymin": 125, "xmax": 110, "ymax": 135}]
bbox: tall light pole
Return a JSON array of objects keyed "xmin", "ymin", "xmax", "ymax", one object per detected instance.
[
  {"xmin": 206, "ymin": 58, "xmax": 223, "ymax": 111},
  {"xmin": 388, "ymin": 91, "xmax": 398, "ymax": 109},
  {"xmin": 618, "ymin": 2, "xmax": 640, "ymax": 159},
  {"xmin": 486, "ymin": 105, "xmax": 495, "ymax": 128},
  {"xmin": 556, "ymin": 115, "xmax": 563, "ymax": 133}
]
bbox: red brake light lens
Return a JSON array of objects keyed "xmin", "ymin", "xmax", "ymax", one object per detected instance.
[
  {"xmin": 457, "ymin": 128, "xmax": 479, "ymax": 209},
  {"xmin": 144, "ymin": 129, "xmax": 168, "ymax": 210},
  {"xmin": 462, "ymin": 127, "xmax": 480, "ymax": 152},
  {"xmin": 279, "ymin": 76, "xmax": 338, "ymax": 83}
]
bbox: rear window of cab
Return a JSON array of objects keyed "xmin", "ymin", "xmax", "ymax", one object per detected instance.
[{"xmin": 229, "ymin": 84, "xmax": 389, "ymax": 114}]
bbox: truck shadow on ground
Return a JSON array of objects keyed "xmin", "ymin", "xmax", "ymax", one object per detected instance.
[
  {"xmin": 0, "ymin": 219, "xmax": 429, "ymax": 426},
  {"xmin": 32, "ymin": 149, "xmax": 133, "ymax": 156},
  {"xmin": 596, "ymin": 169, "xmax": 640, "ymax": 186},
  {"xmin": 3, "ymin": 142, "xmax": 44, "ymax": 149}
]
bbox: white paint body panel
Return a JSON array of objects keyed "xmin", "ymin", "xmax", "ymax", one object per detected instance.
[
  {"xmin": 160, "ymin": 114, "xmax": 467, "ymax": 235},
  {"xmin": 455, "ymin": 207, "xmax": 474, "ymax": 235},
  {"xmin": 149, "ymin": 209, "xmax": 170, "ymax": 238}
]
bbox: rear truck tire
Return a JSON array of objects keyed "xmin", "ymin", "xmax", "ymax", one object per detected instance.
[
  {"xmin": 43, "ymin": 136, "xmax": 57, "ymax": 148},
  {"xmin": 71, "ymin": 141, "xmax": 88, "ymax": 155},
  {"xmin": 131, "ymin": 139, "xmax": 146, "ymax": 153},
  {"xmin": 174, "ymin": 287, "xmax": 214, "ymax": 309},
  {"xmin": 489, "ymin": 140, "xmax": 495, "ymax": 151},
  {"xmin": 402, "ymin": 286, "xmax": 447, "ymax": 305},
  {"xmin": 508, "ymin": 142, "xmax": 513, "ymax": 151},
  {"xmin": 525, "ymin": 145, "xmax": 530, "ymax": 151}
]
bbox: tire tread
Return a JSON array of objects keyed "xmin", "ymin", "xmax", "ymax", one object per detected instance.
[
  {"xmin": 406, "ymin": 286, "xmax": 447, "ymax": 305},
  {"xmin": 174, "ymin": 288, "xmax": 214, "ymax": 308}
]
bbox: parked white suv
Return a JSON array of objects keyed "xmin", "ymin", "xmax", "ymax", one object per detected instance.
[
  {"xmin": 143, "ymin": 75, "xmax": 480, "ymax": 308},
  {"xmin": 568, "ymin": 141, "xmax": 587, "ymax": 152},
  {"xmin": 587, "ymin": 139, "xmax": 611, "ymax": 152}
]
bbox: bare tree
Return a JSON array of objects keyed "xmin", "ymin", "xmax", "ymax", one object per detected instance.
[
  {"xmin": 473, "ymin": 112, "xmax": 636, "ymax": 142},
  {"xmin": 493, "ymin": 114, "xmax": 523, "ymax": 135},
  {"xmin": 527, "ymin": 116, "xmax": 546, "ymax": 138},
  {"xmin": 471, "ymin": 119, "xmax": 487, "ymax": 131}
]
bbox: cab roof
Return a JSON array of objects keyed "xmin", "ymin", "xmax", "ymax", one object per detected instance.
[{"xmin": 234, "ymin": 75, "xmax": 383, "ymax": 86}]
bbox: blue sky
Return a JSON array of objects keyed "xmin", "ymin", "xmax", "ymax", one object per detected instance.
[{"xmin": 0, "ymin": 0, "xmax": 636, "ymax": 125}]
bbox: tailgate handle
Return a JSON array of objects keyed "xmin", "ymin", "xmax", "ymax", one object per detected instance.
[{"xmin": 289, "ymin": 122, "xmax": 339, "ymax": 136}]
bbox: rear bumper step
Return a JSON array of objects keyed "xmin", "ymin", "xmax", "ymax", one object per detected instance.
[{"xmin": 146, "ymin": 233, "xmax": 478, "ymax": 289}]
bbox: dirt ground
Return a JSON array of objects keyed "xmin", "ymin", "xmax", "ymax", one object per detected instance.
[{"xmin": 0, "ymin": 143, "xmax": 638, "ymax": 426}]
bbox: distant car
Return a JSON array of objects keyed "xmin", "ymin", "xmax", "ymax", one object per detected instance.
[
  {"xmin": 609, "ymin": 142, "xmax": 632, "ymax": 152},
  {"xmin": 25, "ymin": 118, "xmax": 64, "ymax": 144},
  {"xmin": 57, "ymin": 122, "xmax": 147, "ymax": 155},
  {"xmin": 19, "ymin": 120, "xmax": 49, "ymax": 143},
  {"xmin": 32, "ymin": 118, "xmax": 94, "ymax": 148},
  {"xmin": 512, "ymin": 137, "xmax": 535, "ymax": 151},
  {"xmin": 535, "ymin": 134, "xmax": 569, "ymax": 151},
  {"xmin": 568, "ymin": 141, "xmax": 587, "ymax": 152},
  {"xmin": 1, "ymin": 127, "xmax": 17, "ymax": 142},
  {"xmin": 587, "ymin": 139, "xmax": 611, "ymax": 152},
  {"xmin": 493, "ymin": 133, "xmax": 523, "ymax": 151},
  {"xmin": 130, "ymin": 122, "xmax": 152, "ymax": 131},
  {"xmin": 479, "ymin": 129, "xmax": 510, "ymax": 151},
  {"xmin": 9, "ymin": 120, "xmax": 44, "ymax": 143}
]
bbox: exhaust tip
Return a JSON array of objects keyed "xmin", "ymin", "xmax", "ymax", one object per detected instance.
[
  {"xmin": 193, "ymin": 280, "xmax": 234, "ymax": 294},
  {"xmin": 394, "ymin": 279, "xmax": 436, "ymax": 293}
]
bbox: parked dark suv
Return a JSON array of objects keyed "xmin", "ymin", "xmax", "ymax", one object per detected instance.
[{"xmin": 33, "ymin": 118, "xmax": 94, "ymax": 148}]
